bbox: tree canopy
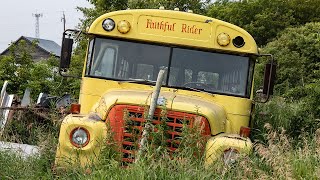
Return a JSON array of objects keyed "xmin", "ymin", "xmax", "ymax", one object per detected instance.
[
  {"xmin": 207, "ymin": 0, "xmax": 320, "ymax": 46},
  {"xmin": 263, "ymin": 22, "xmax": 320, "ymax": 96}
]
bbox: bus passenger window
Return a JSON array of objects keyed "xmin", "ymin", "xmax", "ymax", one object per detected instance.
[{"xmin": 135, "ymin": 64, "xmax": 153, "ymax": 80}]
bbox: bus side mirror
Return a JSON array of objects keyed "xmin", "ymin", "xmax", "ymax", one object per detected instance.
[
  {"xmin": 59, "ymin": 29, "xmax": 83, "ymax": 79},
  {"xmin": 60, "ymin": 37, "xmax": 73, "ymax": 69},
  {"xmin": 262, "ymin": 63, "xmax": 276, "ymax": 95}
]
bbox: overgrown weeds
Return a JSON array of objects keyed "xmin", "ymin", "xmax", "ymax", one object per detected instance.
[
  {"xmin": 1, "ymin": 126, "xmax": 319, "ymax": 179},
  {"xmin": 1, "ymin": 108, "xmax": 62, "ymax": 145}
]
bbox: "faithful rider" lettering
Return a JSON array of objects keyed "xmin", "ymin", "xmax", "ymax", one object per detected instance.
[
  {"xmin": 181, "ymin": 24, "xmax": 202, "ymax": 34},
  {"xmin": 146, "ymin": 19, "xmax": 203, "ymax": 35},
  {"xmin": 146, "ymin": 19, "xmax": 176, "ymax": 32}
]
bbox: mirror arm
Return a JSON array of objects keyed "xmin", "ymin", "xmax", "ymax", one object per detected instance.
[{"xmin": 59, "ymin": 69, "xmax": 82, "ymax": 79}]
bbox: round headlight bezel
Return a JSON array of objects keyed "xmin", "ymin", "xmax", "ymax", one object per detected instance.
[
  {"xmin": 70, "ymin": 127, "xmax": 90, "ymax": 148},
  {"xmin": 102, "ymin": 18, "xmax": 115, "ymax": 32}
]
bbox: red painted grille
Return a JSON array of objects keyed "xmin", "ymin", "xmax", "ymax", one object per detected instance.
[{"xmin": 106, "ymin": 105, "xmax": 211, "ymax": 163}]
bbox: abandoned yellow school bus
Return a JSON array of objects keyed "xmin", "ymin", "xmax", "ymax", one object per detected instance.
[{"xmin": 55, "ymin": 8, "xmax": 275, "ymax": 167}]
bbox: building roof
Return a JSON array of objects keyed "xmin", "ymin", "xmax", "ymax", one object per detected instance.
[
  {"xmin": 0, "ymin": 36, "xmax": 61, "ymax": 57},
  {"xmin": 24, "ymin": 36, "xmax": 61, "ymax": 57}
]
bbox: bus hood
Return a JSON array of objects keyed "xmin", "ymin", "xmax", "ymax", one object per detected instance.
[{"xmin": 92, "ymin": 89, "xmax": 227, "ymax": 135}]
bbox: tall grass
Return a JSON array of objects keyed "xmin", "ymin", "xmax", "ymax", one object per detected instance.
[{"xmin": 1, "ymin": 98, "xmax": 319, "ymax": 179}]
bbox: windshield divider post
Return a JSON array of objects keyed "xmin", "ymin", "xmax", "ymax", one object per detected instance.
[{"xmin": 166, "ymin": 48, "xmax": 173, "ymax": 86}]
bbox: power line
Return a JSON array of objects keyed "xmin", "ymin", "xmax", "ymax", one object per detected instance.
[{"xmin": 32, "ymin": 13, "xmax": 43, "ymax": 38}]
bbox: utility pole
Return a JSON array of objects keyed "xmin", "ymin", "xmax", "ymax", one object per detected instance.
[
  {"xmin": 32, "ymin": 13, "xmax": 43, "ymax": 38},
  {"xmin": 61, "ymin": 11, "xmax": 66, "ymax": 32}
]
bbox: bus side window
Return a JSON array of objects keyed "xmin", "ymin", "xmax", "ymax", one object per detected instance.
[
  {"xmin": 102, "ymin": 48, "xmax": 116, "ymax": 77},
  {"xmin": 85, "ymin": 39, "xmax": 94, "ymax": 75},
  {"xmin": 92, "ymin": 46, "xmax": 117, "ymax": 77}
]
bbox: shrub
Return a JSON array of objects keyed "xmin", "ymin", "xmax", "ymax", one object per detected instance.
[{"xmin": 254, "ymin": 97, "xmax": 320, "ymax": 140}]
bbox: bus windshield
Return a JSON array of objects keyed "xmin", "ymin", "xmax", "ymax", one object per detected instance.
[{"xmin": 87, "ymin": 38, "xmax": 254, "ymax": 97}]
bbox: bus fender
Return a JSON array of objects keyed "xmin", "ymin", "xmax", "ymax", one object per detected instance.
[
  {"xmin": 55, "ymin": 114, "xmax": 107, "ymax": 167},
  {"xmin": 205, "ymin": 133, "xmax": 253, "ymax": 166}
]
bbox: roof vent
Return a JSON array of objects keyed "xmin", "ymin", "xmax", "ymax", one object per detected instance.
[
  {"xmin": 174, "ymin": 8, "xmax": 179, "ymax": 11},
  {"xmin": 159, "ymin": 6, "xmax": 165, "ymax": 10}
]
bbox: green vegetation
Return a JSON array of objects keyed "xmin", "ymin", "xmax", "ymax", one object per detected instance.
[
  {"xmin": 0, "ymin": 109, "xmax": 319, "ymax": 179},
  {"xmin": 208, "ymin": 0, "xmax": 320, "ymax": 45},
  {"xmin": 0, "ymin": 0, "xmax": 319, "ymax": 179},
  {"xmin": 0, "ymin": 39, "xmax": 81, "ymax": 99}
]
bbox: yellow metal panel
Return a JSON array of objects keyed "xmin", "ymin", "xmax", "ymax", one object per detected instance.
[
  {"xmin": 225, "ymin": 114, "xmax": 251, "ymax": 134},
  {"xmin": 87, "ymin": 9, "xmax": 258, "ymax": 54}
]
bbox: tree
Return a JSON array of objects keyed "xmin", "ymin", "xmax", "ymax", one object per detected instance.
[
  {"xmin": 0, "ymin": 40, "xmax": 35, "ymax": 96},
  {"xmin": 262, "ymin": 22, "xmax": 320, "ymax": 98},
  {"xmin": 128, "ymin": 0, "xmax": 209, "ymax": 14},
  {"xmin": 207, "ymin": 0, "xmax": 320, "ymax": 46},
  {"xmin": 77, "ymin": 0, "xmax": 129, "ymax": 30},
  {"xmin": 0, "ymin": 40, "xmax": 81, "ymax": 99}
]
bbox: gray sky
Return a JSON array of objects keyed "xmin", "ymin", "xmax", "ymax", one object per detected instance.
[{"xmin": 0, "ymin": 0, "xmax": 92, "ymax": 52}]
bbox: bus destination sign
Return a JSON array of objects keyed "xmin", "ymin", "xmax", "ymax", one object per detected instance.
[{"xmin": 138, "ymin": 16, "xmax": 210, "ymax": 41}]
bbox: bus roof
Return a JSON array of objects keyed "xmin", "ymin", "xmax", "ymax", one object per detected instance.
[{"xmin": 88, "ymin": 9, "xmax": 258, "ymax": 55}]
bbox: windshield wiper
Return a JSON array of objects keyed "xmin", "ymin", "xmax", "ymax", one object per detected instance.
[
  {"xmin": 119, "ymin": 79, "xmax": 209, "ymax": 93},
  {"xmin": 118, "ymin": 78, "xmax": 156, "ymax": 85},
  {"xmin": 180, "ymin": 86, "xmax": 208, "ymax": 93}
]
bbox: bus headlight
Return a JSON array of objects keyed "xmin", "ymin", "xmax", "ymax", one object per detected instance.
[
  {"xmin": 70, "ymin": 127, "xmax": 90, "ymax": 147},
  {"xmin": 102, "ymin": 18, "xmax": 115, "ymax": 32},
  {"xmin": 117, "ymin": 20, "xmax": 131, "ymax": 34},
  {"xmin": 223, "ymin": 148, "xmax": 239, "ymax": 165},
  {"xmin": 217, "ymin": 33, "xmax": 230, "ymax": 46}
]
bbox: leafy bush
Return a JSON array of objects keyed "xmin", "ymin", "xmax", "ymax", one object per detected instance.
[{"xmin": 254, "ymin": 97, "xmax": 320, "ymax": 141}]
